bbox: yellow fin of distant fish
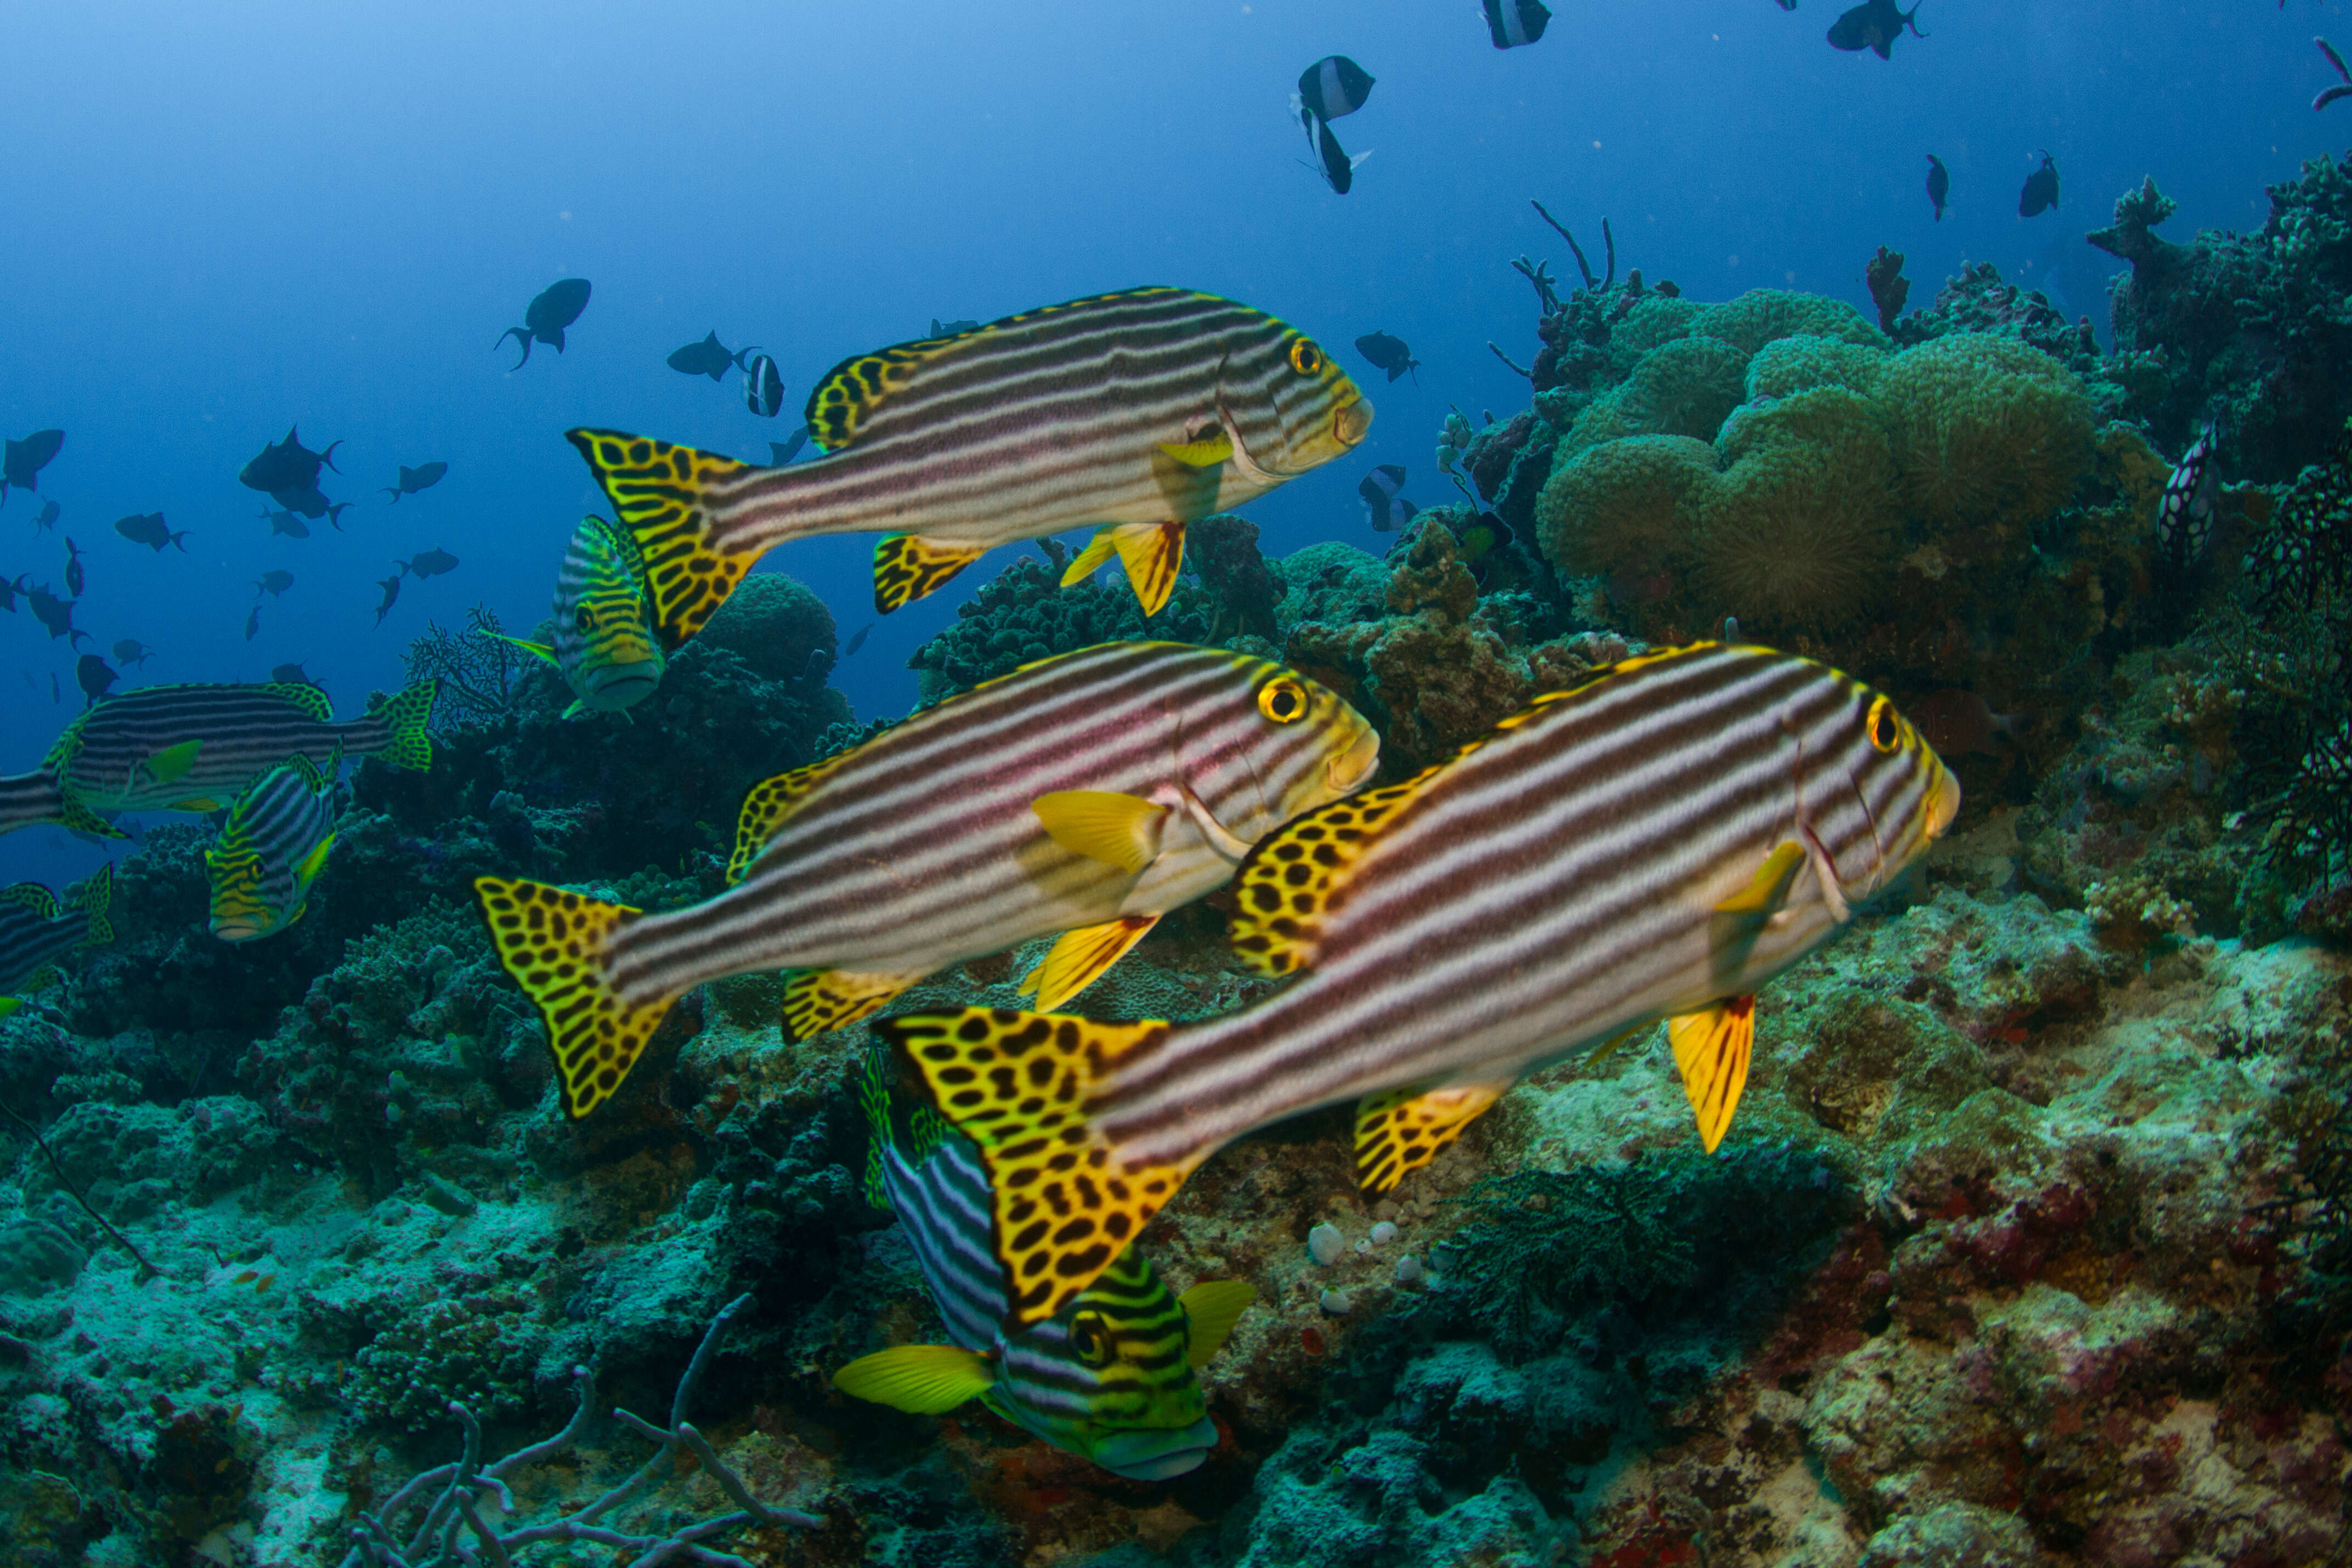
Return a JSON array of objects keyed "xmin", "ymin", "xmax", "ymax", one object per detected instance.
[
  {"xmin": 833, "ymin": 1343, "xmax": 996, "ymax": 1414},
  {"xmin": 873, "ymin": 534, "xmax": 987, "ymax": 614},
  {"xmin": 565, "ymin": 430, "xmax": 756, "ymax": 650},
  {"xmin": 1032, "ymin": 791, "xmax": 1168, "ymax": 874},
  {"xmin": 882, "ymin": 1006, "xmax": 1194, "ymax": 1327},
  {"xmin": 1061, "ymin": 529, "xmax": 1117, "ymax": 588},
  {"xmin": 295, "ymin": 832, "xmax": 337, "ymax": 885},
  {"xmin": 0, "ymin": 883, "xmax": 58, "ymax": 920},
  {"xmin": 1021, "ymin": 914, "xmax": 1158, "ymax": 1012},
  {"xmin": 1668, "ymin": 995, "xmax": 1755, "ymax": 1155},
  {"xmin": 169, "ymin": 798, "xmax": 223, "ymax": 814},
  {"xmin": 472, "ymin": 877, "xmax": 671, "ymax": 1120},
  {"xmin": 1228, "ymin": 764, "xmax": 1444, "ymax": 978},
  {"xmin": 1353, "ymin": 1078, "xmax": 1512, "ymax": 1193},
  {"xmin": 145, "ymin": 739, "xmax": 202, "ymax": 785},
  {"xmin": 1158, "ymin": 431, "xmax": 1234, "ymax": 467},
  {"xmin": 779, "ymin": 968, "xmax": 916, "ymax": 1043},
  {"xmin": 1179, "ymin": 1280, "xmax": 1256, "ymax": 1367},
  {"xmin": 729, "ymin": 754, "xmax": 855, "ymax": 885}
]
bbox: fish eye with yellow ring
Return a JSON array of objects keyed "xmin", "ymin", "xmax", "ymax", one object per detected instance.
[
  {"xmin": 1866, "ymin": 695, "xmax": 1906, "ymax": 754},
  {"xmin": 1069, "ymin": 1310, "xmax": 1113, "ymax": 1367},
  {"xmin": 1288, "ymin": 339, "xmax": 1324, "ymax": 375},
  {"xmin": 1258, "ymin": 677, "xmax": 1308, "ymax": 723}
]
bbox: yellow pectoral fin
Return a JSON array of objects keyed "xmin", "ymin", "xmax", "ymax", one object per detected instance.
[
  {"xmin": 1031, "ymin": 791, "xmax": 1168, "ymax": 874},
  {"xmin": 169, "ymin": 799, "xmax": 223, "ymax": 814},
  {"xmin": 1178, "ymin": 1280, "xmax": 1256, "ymax": 1367},
  {"xmin": 779, "ymin": 968, "xmax": 918, "ymax": 1043},
  {"xmin": 1021, "ymin": 914, "xmax": 1159, "ymax": 1012},
  {"xmin": 832, "ymin": 1344, "xmax": 996, "ymax": 1414},
  {"xmin": 873, "ymin": 535, "xmax": 986, "ymax": 614},
  {"xmin": 1060, "ymin": 527, "xmax": 1118, "ymax": 588},
  {"xmin": 1669, "ymin": 995, "xmax": 1756, "ymax": 1155},
  {"xmin": 147, "ymin": 739, "xmax": 202, "ymax": 784},
  {"xmin": 1716, "ymin": 841, "xmax": 1807, "ymax": 920},
  {"xmin": 295, "ymin": 832, "xmax": 336, "ymax": 885},
  {"xmin": 1354, "ymin": 1078, "xmax": 1511, "ymax": 1194},
  {"xmin": 1109, "ymin": 522, "xmax": 1185, "ymax": 617},
  {"xmin": 1158, "ymin": 432, "xmax": 1235, "ymax": 468},
  {"xmin": 488, "ymin": 633, "xmax": 560, "ymax": 667}
]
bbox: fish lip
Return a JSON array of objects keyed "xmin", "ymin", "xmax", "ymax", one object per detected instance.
[
  {"xmin": 1333, "ymin": 397, "xmax": 1373, "ymax": 448},
  {"xmin": 1088, "ymin": 1417, "xmax": 1218, "ymax": 1480},
  {"xmin": 1925, "ymin": 758, "xmax": 1962, "ymax": 841},
  {"xmin": 1326, "ymin": 727, "xmax": 1381, "ymax": 794}
]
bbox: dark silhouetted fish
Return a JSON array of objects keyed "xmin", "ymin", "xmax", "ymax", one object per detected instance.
[
  {"xmin": 930, "ymin": 318, "xmax": 980, "ymax": 337},
  {"xmin": 1907, "ymin": 689, "xmax": 2017, "ymax": 758},
  {"xmin": 1354, "ymin": 330, "xmax": 1420, "ymax": 384},
  {"xmin": 1294, "ymin": 56, "xmax": 1374, "ymax": 136},
  {"xmin": 1926, "ymin": 154, "xmax": 1950, "ymax": 220},
  {"xmin": 259, "ymin": 506, "xmax": 309, "ymax": 539},
  {"xmin": 373, "ymin": 575, "xmax": 402, "ymax": 625},
  {"xmin": 31, "ymin": 500, "xmax": 58, "ymax": 533},
  {"xmin": 240, "ymin": 426, "xmax": 341, "ymax": 496},
  {"xmin": 2319, "ymin": 37, "xmax": 2352, "ymax": 111},
  {"xmin": 2019, "ymin": 152, "xmax": 2059, "ymax": 217},
  {"xmin": 497, "ymin": 278, "xmax": 591, "ymax": 369},
  {"xmin": 668, "ymin": 331, "xmax": 743, "ymax": 380},
  {"xmin": 1827, "ymin": 0, "xmax": 1923, "ymax": 58},
  {"xmin": 113, "ymin": 639, "xmax": 153, "ymax": 668},
  {"xmin": 1482, "ymin": 0, "xmax": 1551, "ymax": 48},
  {"xmin": 114, "ymin": 513, "xmax": 189, "ymax": 552},
  {"xmin": 62, "ymin": 539, "xmax": 83, "ymax": 599},
  {"xmin": 270, "ymin": 663, "xmax": 318, "ymax": 687},
  {"xmin": 769, "ymin": 426, "xmax": 811, "ymax": 466},
  {"xmin": 842, "ymin": 622, "xmax": 872, "ymax": 657},
  {"xmin": 397, "ymin": 548, "xmax": 459, "ymax": 579},
  {"xmin": 27, "ymin": 586, "xmax": 85, "ymax": 647},
  {"xmin": 743, "ymin": 353, "xmax": 784, "ymax": 417},
  {"xmin": 255, "ymin": 570, "xmax": 294, "ymax": 598},
  {"xmin": 0, "ymin": 576, "xmax": 29, "ymax": 613},
  {"xmin": 48, "ymin": 672, "xmax": 58, "ymax": 704},
  {"xmin": 1358, "ymin": 463, "xmax": 1417, "ymax": 533},
  {"xmin": 1312, "ymin": 118, "xmax": 1361, "ymax": 194},
  {"xmin": 245, "ymin": 606, "xmax": 261, "ymax": 642},
  {"xmin": 382, "ymin": 461, "xmax": 447, "ymax": 503},
  {"xmin": 75, "ymin": 655, "xmax": 116, "ymax": 708},
  {"xmin": 1, "ymin": 430, "xmax": 63, "ymax": 506}
]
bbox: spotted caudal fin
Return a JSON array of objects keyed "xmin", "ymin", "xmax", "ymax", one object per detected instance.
[
  {"xmin": 876, "ymin": 1007, "xmax": 1198, "ymax": 1328},
  {"xmin": 873, "ymin": 535, "xmax": 986, "ymax": 614},
  {"xmin": 363, "ymin": 681, "xmax": 437, "ymax": 772},
  {"xmin": 472, "ymin": 878, "xmax": 672, "ymax": 1119},
  {"xmin": 68, "ymin": 863, "xmax": 112, "ymax": 948},
  {"xmin": 1353, "ymin": 1077, "xmax": 1511, "ymax": 1193},
  {"xmin": 566, "ymin": 429, "xmax": 756, "ymax": 650}
]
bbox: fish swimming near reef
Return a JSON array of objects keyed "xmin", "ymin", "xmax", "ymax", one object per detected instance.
[
  {"xmin": 666, "ymin": 331, "xmax": 744, "ymax": 381},
  {"xmin": 112, "ymin": 640, "xmax": 152, "ymax": 669},
  {"xmin": 1, "ymin": 430, "xmax": 63, "ymax": 506},
  {"xmin": 1481, "ymin": 0, "xmax": 1551, "ymax": 49},
  {"xmin": 259, "ymin": 506, "xmax": 309, "ymax": 539},
  {"xmin": 1354, "ymin": 330, "xmax": 1420, "ymax": 384},
  {"xmin": 207, "ymin": 749, "xmax": 340, "ymax": 943},
  {"xmin": 768, "ymin": 427, "xmax": 811, "ymax": 466},
  {"xmin": 0, "ymin": 679, "xmax": 434, "ymax": 837},
  {"xmin": 62, "ymin": 539, "xmax": 83, "ymax": 599},
  {"xmin": 1358, "ymin": 463, "xmax": 1417, "ymax": 533},
  {"xmin": 26, "ymin": 586, "xmax": 86, "ymax": 648},
  {"xmin": 568, "ymin": 287, "xmax": 1371, "ymax": 637},
  {"xmin": 1925, "ymin": 154, "xmax": 1950, "ymax": 220},
  {"xmin": 31, "ymin": 500, "xmax": 59, "ymax": 533},
  {"xmin": 742, "ymin": 353, "xmax": 784, "ymax": 418},
  {"xmin": 832, "ymin": 1052, "xmax": 1255, "ymax": 1479},
  {"xmin": 841, "ymin": 621, "xmax": 872, "ymax": 658},
  {"xmin": 245, "ymin": 607, "xmax": 261, "ymax": 642},
  {"xmin": 490, "ymin": 516, "xmax": 665, "ymax": 719},
  {"xmin": 0, "ymin": 576, "xmax": 27, "ymax": 614},
  {"xmin": 1293, "ymin": 55, "xmax": 1373, "ymax": 138},
  {"xmin": 254, "ymin": 570, "xmax": 294, "ymax": 599},
  {"xmin": 930, "ymin": 318, "xmax": 980, "ymax": 337},
  {"xmin": 0, "ymin": 865, "xmax": 111, "ymax": 1016},
  {"xmin": 1827, "ymin": 0, "xmax": 1923, "ymax": 58},
  {"xmin": 2156, "ymin": 427, "xmax": 2223, "ymax": 575},
  {"xmin": 372, "ymin": 575, "xmax": 402, "ymax": 626},
  {"xmin": 382, "ymin": 462, "xmax": 447, "ymax": 503},
  {"xmin": 879, "ymin": 643, "xmax": 1959, "ymax": 1325},
  {"xmin": 113, "ymin": 513, "xmax": 188, "ymax": 552},
  {"xmin": 474, "ymin": 642, "xmax": 1379, "ymax": 1119},
  {"xmin": 74, "ymin": 654, "xmax": 115, "ymax": 707},
  {"xmin": 239, "ymin": 426, "xmax": 341, "ymax": 498},
  {"xmin": 2019, "ymin": 151, "xmax": 2060, "ymax": 217},
  {"xmin": 497, "ymin": 278, "xmax": 591, "ymax": 370},
  {"xmin": 2317, "ymin": 37, "xmax": 2352, "ymax": 111},
  {"xmin": 397, "ymin": 548, "xmax": 459, "ymax": 579}
]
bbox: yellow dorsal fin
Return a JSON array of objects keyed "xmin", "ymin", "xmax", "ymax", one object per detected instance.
[
  {"xmin": 805, "ymin": 333, "xmax": 966, "ymax": 452},
  {"xmin": 1020, "ymin": 915, "xmax": 1158, "ymax": 1012},
  {"xmin": 880, "ymin": 1006, "xmax": 1195, "ymax": 1327},
  {"xmin": 779, "ymin": 968, "xmax": 917, "ymax": 1043},
  {"xmin": 1667, "ymin": 995, "xmax": 1756, "ymax": 1155},
  {"xmin": 472, "ymin": 877, "xmax": 672, "ymax": 1120},
  {"xmin": 1032, "ymin": 792, "xmax": 1168, "ymax": 874},
  {"xmin": 873, "ymin": 535, "xmax": 987, "ymax": 615},
  {"xmin": 1353, "ymin": 1077, "xmax": 1512, "ymax": 1193},
  {"xmin": 1158, "ymin": 432, "xmax": 1234, "ymax": 468},
  {"xmin": 1109, "ymin": 522, "xmax": 1186, "ymax": 617},
  {"xmin": 1716, "ymin": 841, "xmax": 1807, "ymax": 919},
  {"xmin": 832, "ymin": 1344, "xmax": 996, "ymax": 1414},
  {"xmin": 1178, "ymin": 1281, "xmax": 1256, "ymax": 1367},
  {"xmin": 1228, "ymin": 765, "xmax": 1444, "ymax": 978},
  {"xmin": 0, "ymin": 882, "xmax": 58, "ymax": 919},
  {"xmin": 564, "ymin": 429, "xmax": 756, "ymax": 650},
  {"xmin": 145, "ymin": 738, "xmax": 203, "ymax": 784},
  {"xmin": 295, "ymin": 831, "xmax": 337, "ymax": 885},
  {"xmin": 728, "ymin": 753, "xmax": 853, "ymax": 885},
  {"xmin": 262, "ymin": 682, "xmax": 335, "ymax": 721}
]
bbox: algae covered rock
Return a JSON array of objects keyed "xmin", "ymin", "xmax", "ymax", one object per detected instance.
[{"xmin": 698, "ymin": 568, "xmax": 837, "ymax": 680}]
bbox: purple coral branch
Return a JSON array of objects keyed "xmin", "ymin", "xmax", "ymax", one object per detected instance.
[
  {"xmin": 2318, "ymin": 37, "xmax": 2351, "ymax": 109},
  {"xmin": 1487, "ymin": 342, "xmax": 1534, "ymax": 380},
  {"xmin": 1531, "ymin": 200, "xmax": 1599, "ymax": 289},
  {"xmin": 1601, "ymin": 218, "xmax": 1616, "ymax": 291}
]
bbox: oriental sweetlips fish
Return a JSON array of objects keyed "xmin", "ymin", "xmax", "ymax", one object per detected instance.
[
  {"xmin": 879, "ymin": 643, "xmax": 1959, "ymax": 1325},
  {"xmin": 0, "ymin": 865, "xmax": 111, "ymax": 1016},
  {"xmin": 474, "ymin": 642, "xmax": 1379, "ymax": 1119},
  {"xmin": 0, "ymin": 680, "xmax": 434, "ymax": 837},
  {"xmin": 207, "ymin": 749, "xmax": 340, "ymax": 942},
  {"xmin": 833, "ymin": 1053, "xmax": 1254, "ymax": 1479},
  {"xmin": 497, "ymin": 278, "xmax": 591, "ymax": 369},
  {"xmin": 568, "ymin": 288, "xmax": 1371, "ymax": 635},
  {"xmin": 491, "ymin": 516, "xmax": 665, "ymax": 719}
]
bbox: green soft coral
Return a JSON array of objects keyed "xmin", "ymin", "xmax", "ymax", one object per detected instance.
[
  {"xmin": 1534, "ymin": 434, "xmax": 1720, "ymax": 586},
  {"xmin": 1701, "ymin": 387, "xmax": 1901, "ymax": 629},
  {"xmin": 1879, "ymin": 332, "xmax": 2094, "ymax": 530},
  {"xmin": 1562, "ymin": 335, "xmax": 1750, "ymax": 457}
]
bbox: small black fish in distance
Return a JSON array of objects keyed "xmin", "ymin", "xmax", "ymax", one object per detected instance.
[
  {"xmin": 768, "ymin": 426, "xmax": 811, "ymax": 466},
  {"xmin": 496, "ymin": 278, "xmax": 591, "ymax": 370},
  {"xmin": 929, "ymin": 318, "xmax": 980, "ymax": 337},
  {"xmin": 1296, "ymin": 55, "xmax": 1374, "ymax": 135},
  {"xmin": 666, "ymin": 331, "xmax": 742, "ymax": 381},
  {"xmin": 397, "ymin": 548, "xmax": 459, "ymax": 579},
  {"xmin": 2319, "ymin": 37, "xmax": 2352, "ymax": 111},
  {"xmin": 1827, "ymin": 0, "xmax": 1924, "ymax": 58},
  {"xmin": 0, "ymin": 576, "xmax": 26, "ymax": 614},
  {"xmin": 1, "ymin": 430, "xmax": 63, "ymax": 505},
  {"xmin": 62, "ymin": 539, "xmax": 83, "ymax": 599},
  {"xmin": 1482, "ymin": 0, "xmax": 1551, "ymax": 49},
  {"xmin": 255, "ymin": 570, "xmax": 294, "ymax": 598},
  {"xmin": 240, "ymin": 426, "xmax": 341, "ymax": 496},
  {"xmin": 31, "ymin": 501, "xmax": 59, "ymax": 533},
  {"xmin": 1358, "ymin": 463, "xmax": 1417, "ymax": 533},
  {"xmin": 1773, "ymin": 0, "xmax": 1796, "ymax": 8},
  {"xmin": 245, "ymin": 605, "xmax": 262, "ymax": 642},
  {"xmin": 112, "ymin": 513, "xmax": 189, "ymax": 552},
  {"xmin": 2019, "ymin": 151, "xmax": 2060, "ymax": 217},
  {"xmin": 258, "ymin": 506, "xmax": 309, "ymax": 539},
  {"xmin": 1313, "ymin": 117, "xmax": 1357, "ymax": 194},
  {"xmin": 382, "ymin": 461, "xmax": 447, "ymax": 503},
  {"xmin": 841, "ymin": 622, "xmax": 873, "ymax": 657},
  {"xmin": 1926, "ymin": 154, "xmax": 1950, "ymax": 220},
  {"xmin": 113, "ymin": 640, "xmax": 152, "ymax": 669},
  {"xmin": 1354, "ymin": 330, "xmax": 1420, "ymax": 384},
  {"xmin": 372, "ymin": 575, "xmax": 402, "ymax": 626},
  {"xmin": 270, "ymin": 662, "xmax": 319, "ymax": 688},
  {"xmin": 26, "ymin": 586, "xmax": 83, "ymax": 647},
  {"xmin": 74, "ymin": 655, "xmax": 115, "ymax": 709},
  {"xmin": 743, "ymin": 353, "xmax": 784, "ymax": 418}
]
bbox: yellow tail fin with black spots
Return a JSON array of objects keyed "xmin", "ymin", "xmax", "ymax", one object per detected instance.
[
  {"xmin": 567, "ymin": 429, "xmax": 757, "ymax": 649},
  {"xmin": 873, "ymin": 535, "xmax": 986, "ymax": 614},
  {"xmin": 472, "ymin": 876, "xmax": 673, "ymax": 1120},
  {"xmin": 876, "ymin": 1006, "xmax": 1199, "ymax": 1328}
]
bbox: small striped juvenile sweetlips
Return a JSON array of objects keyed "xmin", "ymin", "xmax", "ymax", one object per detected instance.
[
  {"xmin": 880, "ymin": 642, "xmax": 1961, "ymax": 1326},
  {"xmin": 474, "ymin": 641, "xmax": 1379, "ymax": 1120},
  {"xmin": 489, "ymin": 515, "xmax": 666, "ymax": 718}
]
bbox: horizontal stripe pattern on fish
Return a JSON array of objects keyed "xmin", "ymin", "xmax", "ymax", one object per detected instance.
[
  {"xmin": 208, "ymin": 756, "xmax": 337, "ymax": 939},
  {"xmin": 0, "ymin": 865, "xmax": 111, "ymax": 995},
  {"xmin": 46, "ymin": 682, "xmax": 432, "ymax": 813}
]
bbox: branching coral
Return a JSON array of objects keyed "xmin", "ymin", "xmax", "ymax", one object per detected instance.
[{"xmin": 403, "ymin": 606, "xmax": 523, "ymax": 732}]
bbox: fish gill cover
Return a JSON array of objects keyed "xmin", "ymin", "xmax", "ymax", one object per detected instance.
[{"xmin": 0, "ymin": 7, "xmax": 2348, "ymax": 1565}]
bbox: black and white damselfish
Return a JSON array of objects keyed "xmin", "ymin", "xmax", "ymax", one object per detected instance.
[
  {"xmin": 880, "ymin": 643, "xmax": 1960, "ymax": 1326},
  {"xmin": 473, "ymin": 642, "xmax": 1379, "ymax": 1120},
  {"xmin": 567, "ymin": 288, "xmax": 1371, "ymax": 635},
  {"xmin": 1483, "ymin": 0, "xmax": 1551, "ymax": 49}
]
